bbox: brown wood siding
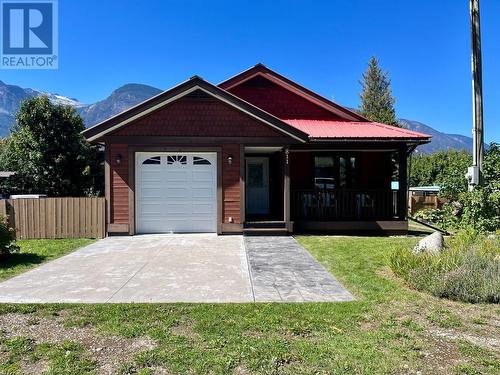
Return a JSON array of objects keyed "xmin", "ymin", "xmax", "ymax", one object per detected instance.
[
  {"xmin": 222, "ymin": 144, "xmax": 241, "ymax": 224},
  {"xmin": 227, "ymin": 76, "xmax": 343, "ymax": 120},
  {"xmin": 110, "ymin": 143, "xmax": 129, "ymax": 225},
  {"xmin": 112, "ymin": 95, "xmax": 285, "ymax": 138}
]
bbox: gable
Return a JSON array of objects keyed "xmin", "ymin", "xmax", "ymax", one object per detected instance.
[
  {"xmin": 227, "ymin": 76, "xmax": 343, "ymax": 120},
  {"xmin": 83, "ymin": 77, "xmax": 309, "ymax": 142},
  {"xmin": 112, "ymin": 89, "xmax": 286, "ymax": 138},
  {"xmin": 219, "ymin": 65, "xmax": 366, "ymax": 122}
]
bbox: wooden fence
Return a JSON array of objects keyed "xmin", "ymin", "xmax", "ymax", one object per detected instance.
[
  {"xmin": 0, "ymin": 198, "xmax": 106, "ymax": 239},
  {"xmin": 408, "ymin": 195, "xmax": 446, "ymax": 215}
]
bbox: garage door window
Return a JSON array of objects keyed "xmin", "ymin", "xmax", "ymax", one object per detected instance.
[
  {"xmin": 142, "ymin": 156, "xmax": 161, "ymax": 165},
  {"xmin": 193, "ymin": 156, "xmax": 211, "ymax": 165},
  {"xmin": 167, "ymin": 155, "xmax": 187, "ymax": 165}
]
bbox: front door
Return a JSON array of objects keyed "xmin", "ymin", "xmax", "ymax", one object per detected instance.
[{"xmin": 246, "ymin": 157, "xmax": 269, "ymax": 215}]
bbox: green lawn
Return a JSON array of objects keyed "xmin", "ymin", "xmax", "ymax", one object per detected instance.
[
  {"xmin": 0, "ymin": 236, "xmax": 499, "ymax": 374},
  {"xmin": 0, "ymin": 238, "xmax": 95, "ymax": 281}
]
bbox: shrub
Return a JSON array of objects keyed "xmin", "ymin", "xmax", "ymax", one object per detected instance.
[
  {"xmin": 414, "ymin": 189, "xmax": 500, "ymax": 233},
  {"xmin": 389, "ymin": 231, "xmax": 500, "ymax": 303},
  {"xmin": 413, "ymin": 208, "xmax": 444, "ymax": 224},
  {"xmin": 409, "ymin": 143, "xmax": 500, "ymax": 233},
  {"xmin": 0, "ymin": 216, "xmax": 19, "ymax": 258},
  {"xmin": 458, "ymin": 189, "xmax": 500, "ymax": 232}
]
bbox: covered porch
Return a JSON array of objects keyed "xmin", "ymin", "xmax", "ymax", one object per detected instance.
[{"xmin": 241, "ymin": 144, "xmax": 409, "ymax": 234}]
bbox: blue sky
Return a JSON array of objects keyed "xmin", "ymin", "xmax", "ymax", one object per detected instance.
[{"xmin": 2, "ymin": 0, "xmax": 499, "ymax": 142}]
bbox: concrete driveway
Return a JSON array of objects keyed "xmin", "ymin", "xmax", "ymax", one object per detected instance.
[{"xmin": 0, "ymin": 235, "xmax": 353, "ymax": 303}]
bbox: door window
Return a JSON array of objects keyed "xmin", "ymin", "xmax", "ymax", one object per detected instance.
[{"xmin": 248, "ymin": 164, "xmax": 263, "ymax": 187}]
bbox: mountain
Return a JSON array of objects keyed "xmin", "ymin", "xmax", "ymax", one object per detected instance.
[
  {"xmin": 0, "ymin": 80, "xmax": 84, "ymax": 135},
  {"xmin": 79, "ymin": 84, "xmax": 162, "ymax": 126},
  {"xmin": 0, "ymin": 80, "xmax": 32, "ymax": 134},
  {"xmin": 0, "ymin": 80, "xmax": 477, "ymax": 154},
  {"xmin": 399, "ymin": 119, "xmax": 473, "ymax": 154}
]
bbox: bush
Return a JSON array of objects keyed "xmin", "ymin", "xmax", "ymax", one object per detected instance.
[
  {"xmin": 389, "ymin": 231, "xmax": 500, "ymax": 303},
  {"xmin": 0, "ymin": 216, "xmax": 19, "ymax": 258},
  {"xmin": 458, "ymin": 189, "xmax": 500, "ymax": 232},
  {"xmin": 414, "ymin": 189, "xmax": 500, "ymax": 233},
  {"xmin": 410, "ymin": 143, "xmax": 500, "ymax": 233}
]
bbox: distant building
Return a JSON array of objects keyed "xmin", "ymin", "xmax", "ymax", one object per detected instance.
[{"xmin": 409, "ymin": 186, "xmax": 441, "ymax": 197}]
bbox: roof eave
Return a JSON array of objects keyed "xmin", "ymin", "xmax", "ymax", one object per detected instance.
[{"xmin": 308, "ymin": 137, "xmax": 431, "ymax": 144}]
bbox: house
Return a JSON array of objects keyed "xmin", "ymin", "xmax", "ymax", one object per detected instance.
[
  {"xmin": 408, "ymin": 186, "xmax": 445, "ymax": 214},
  {"xmin": 409, "ymin": 186, "xmax": 441, "ymax": 197},
  {"xmin": 83, "ymin": 64, "xmax": 431, "ymax": 235}
]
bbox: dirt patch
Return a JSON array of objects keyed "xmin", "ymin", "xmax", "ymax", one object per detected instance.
[
  {"xmin": 170, "ymin": 323, "xmax": 199, "ymax": 341},
  {"xmin": 0, "ymin": 313, "xmax": 156, "ymax": 374},
  {"xmin": 430, "ymin": 328, "xmax": 500, "ymax": 352},
  {"xmin": 416, "ymin": 336, "xmax": 464, "ymax": 374},
  {"xmin": 234, "ymin": 364, "xmax": 252, "ymax": 375},
  {"xmin": 19, "ymin": 358, "xmax": 49, "ymax": 375}
]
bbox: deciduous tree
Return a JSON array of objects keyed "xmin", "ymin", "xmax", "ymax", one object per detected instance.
[{"xmin": 0, "ymin": 96, "xmax": 103, "ymax": 196}]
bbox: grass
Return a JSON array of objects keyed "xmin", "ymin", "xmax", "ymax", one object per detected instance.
[
  {"xmin": 0, "ymin": 236, "xmax": 499, "ymax": 374},
  {"xmin": 389, "ymin": 232, "xmax": 500, "ymax": 303},
  {"xmin": 0, "ymin": 238, "xmax": 95, "ymax": 281}
]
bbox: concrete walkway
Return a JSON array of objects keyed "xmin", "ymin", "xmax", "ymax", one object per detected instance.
[
  {"xmin": 0, "ymin": 234, "xmax": 353, "ymax": 303},
  {"xmin": 245, "ymin": 237, "xmax": 354, "ymax": 302}
]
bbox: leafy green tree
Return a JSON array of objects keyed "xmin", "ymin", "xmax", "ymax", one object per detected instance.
[
  {"xmin": 410, "ymin": 145, "xmax": 500, "ymax": 232},
  {"xmin": 410, "ymin": 150, "xmax": 472, "ymax": 200},
  {"xmin": 410, "ymin": 145, "xmax": 499, "ymax": 200},
  {"xmin": 483, "ymin": 142, "xmax": 500, "ymax": 192},
  {"xmin": 0, "ymin": 96, "xmax": 103, "ymax": 196},
  {"xmin": 359, "ymin": 56, "xmax": 398, "ymax": 126}
]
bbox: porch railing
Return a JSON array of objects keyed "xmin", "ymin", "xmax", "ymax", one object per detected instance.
[{"xmin": 291, "ymin": 189, "xmax": 401, "ymax": 221}]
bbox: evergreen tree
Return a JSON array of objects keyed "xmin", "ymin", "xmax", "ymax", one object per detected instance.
[{"xmin": 359, "ymin": 57, "xmax": 399, "ymax": 126}]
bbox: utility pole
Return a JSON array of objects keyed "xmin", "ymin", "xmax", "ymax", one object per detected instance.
[{"xmin": 466, "ymin": 0, "xmax": 484, "ymax": 191}]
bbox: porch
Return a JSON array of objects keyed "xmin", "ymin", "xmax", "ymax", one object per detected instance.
[{"xmin": 241, "ymin": 146, "xmax": 409, "ymax": 234}]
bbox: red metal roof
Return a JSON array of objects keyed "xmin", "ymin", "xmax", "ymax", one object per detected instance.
[{"xmin": 283, "ymin": 119, "xmax": 431, "ymax": 140}]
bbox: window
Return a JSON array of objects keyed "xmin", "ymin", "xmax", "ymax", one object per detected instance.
[
  {"xmin": 314, "ymin": 156, "xmax": 335, "ymax": 189},
  {"xmin": 142, "ymin": 156, "xmax": 161, "ymax": 165},
  {"xmin": 314, "ymin": 154, "xmax": 357, "ymax": 189},
  {"xmin": 339, "ymin": 157, "xmax": 347, "ymax": 188},
  {"xmin": 167, "ymin": 155, "xmax": 187, "ymax": 165},
  {"xmin": 193, "ymin": 156, "xmax": 211, "ymax": 165},
  {"xmin": 349, "ymin": 157, "xmax": 356, "ymax": 188},
  {"xmin": 248, "ymin": 164, "xmax": 263, "ymax": 188}
]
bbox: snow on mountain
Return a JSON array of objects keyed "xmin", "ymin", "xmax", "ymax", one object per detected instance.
[{"xmin": 31, "ymin": 90, "xmax": 86, "ymax": 108}]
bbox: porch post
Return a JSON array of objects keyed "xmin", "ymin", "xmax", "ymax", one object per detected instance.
[
  {"xmin": 239, "ymin": 144, "xmax": 245, "ymax": 225},
  {"xmin": 283, "ymin": 147, "xmax": 292, "ymax": 232},
  {"xmin": 104, "ymin": 143, "xmax": 110, "ymax": 232},
  {"xmin": 398, "ymin": 146, "xmax": 408, "ymax": 220}
]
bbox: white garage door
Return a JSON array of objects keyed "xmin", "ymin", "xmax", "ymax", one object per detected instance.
[{"xmin": 136, "ymin": 152, "xmax": 217, "ymax": 233}]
